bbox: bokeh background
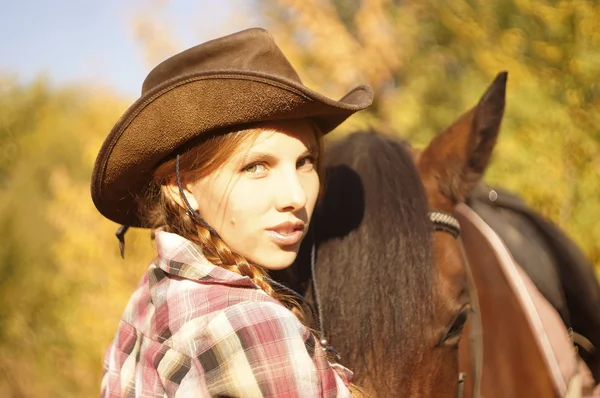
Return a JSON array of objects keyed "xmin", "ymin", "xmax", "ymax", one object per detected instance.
[{"xmin": 1, "ymin": 0, "xmax": 599, "ymax": 396}]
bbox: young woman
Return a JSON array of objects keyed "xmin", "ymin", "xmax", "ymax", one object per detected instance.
[{"xmin": 92, "ymin": 28, "xmax": 373, "ymax": 397}]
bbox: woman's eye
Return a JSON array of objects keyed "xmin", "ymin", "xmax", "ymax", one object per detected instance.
[
  {"xmin": 297, "ymin": 156, "xmax": 316, "ymax": 169},
  {"xmin": 244, "ymin": 163, "xmax": 267, "ymax": 174}
]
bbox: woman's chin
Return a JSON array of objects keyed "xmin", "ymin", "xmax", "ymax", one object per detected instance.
[{"xmin": 253, "ymin": 249, "xmax": 298, "ymax": 271}]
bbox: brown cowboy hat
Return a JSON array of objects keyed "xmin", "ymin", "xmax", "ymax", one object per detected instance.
[{"xmin": 91, "ymin": 27, "xmax": 373, "ymax": 228}]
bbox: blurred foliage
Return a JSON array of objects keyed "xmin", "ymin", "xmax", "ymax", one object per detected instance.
[
  {"xmin": 1, "ymin": 0, "xmax": 600, "ymax": 396},
  {"xmin": 0, "ymin": 77, "xmax": 152, "ymax": 396}
]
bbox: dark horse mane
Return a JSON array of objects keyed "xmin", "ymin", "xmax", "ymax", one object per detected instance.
[
  {"xmin": 468, "ymin": 183, "xmax": 600, "ymax": 381},
  {"xmin": 274, "ymin": 131, "xmax": 437, "ymax": 387}
]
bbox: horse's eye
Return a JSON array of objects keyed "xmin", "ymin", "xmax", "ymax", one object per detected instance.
[{"xmin": 440, "ymin": 305, "xmax": 471, "ymax": 347}]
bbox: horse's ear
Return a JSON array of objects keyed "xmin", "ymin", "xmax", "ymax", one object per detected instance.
[{"xmin": 418, "ymin": 71, "xmax": 507, "ymax": 207}]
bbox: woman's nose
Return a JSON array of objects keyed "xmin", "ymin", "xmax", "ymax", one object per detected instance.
[{"xmin": 274, "ymin": 172, "xmax": 307, "ymax": 212}]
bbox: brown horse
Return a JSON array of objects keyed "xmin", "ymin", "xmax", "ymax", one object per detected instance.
[{"xmin": 271, "ymin": 72, "xmax": 508, "ymax": 397}]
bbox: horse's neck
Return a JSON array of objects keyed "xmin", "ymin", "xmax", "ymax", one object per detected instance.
[
  {"xmin": 468, "ymin": 183, "xmax": 600, "ymax": 382},
  {"xmin": 468, "ymin": 184, "xmax": 569, "ymax": 323}
]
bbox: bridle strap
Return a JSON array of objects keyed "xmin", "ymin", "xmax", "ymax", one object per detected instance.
[
  {"xmin": 457, "ymin": 372, "xmax": 467, "ymax": 398},
  {"xmin": 429, "ymin": 211, "xmax": 475, "ymax": 398},
  {"xmin": 429, "ymin": 211, "xmax": 461, "ymax": 238}
]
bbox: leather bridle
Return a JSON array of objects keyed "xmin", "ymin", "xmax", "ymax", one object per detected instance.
[{"xmin": 429, "ymin": 210, "xmax": 482, "ymax": 398}]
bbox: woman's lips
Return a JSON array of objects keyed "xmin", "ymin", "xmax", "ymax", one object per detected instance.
[
  {"xmin": 266, "ymin": 229, "xmax": 304, "ymax": 246},
  {"xmin": 266, "ymin": 221, "xmax": 305, "ymax": 246}
]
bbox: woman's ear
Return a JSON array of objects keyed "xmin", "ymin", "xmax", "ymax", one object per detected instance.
[{"xmin": 163, "ymin": 182, "xmax": 199, "ymax": 211}]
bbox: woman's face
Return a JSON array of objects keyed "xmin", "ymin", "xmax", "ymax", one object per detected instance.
[{"xmin": 186, "ymin": 119, "xmax": 320, "ymax": 270}]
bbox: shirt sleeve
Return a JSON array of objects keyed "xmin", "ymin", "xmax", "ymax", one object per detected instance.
[{"xmin": 185, "ymin": 300, "xmax": 352, "ymax": 398}]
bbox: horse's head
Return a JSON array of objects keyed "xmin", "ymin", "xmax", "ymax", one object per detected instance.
[{"xmin": 414, "ymin": 72, "xmax": 507, "ymax": 395}]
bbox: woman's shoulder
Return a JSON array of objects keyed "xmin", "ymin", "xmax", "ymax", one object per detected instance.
[
  {"xmin": 166, "ymin": 295, "xmax": 306, "ymax": 355},
  {"xmin": 147, "ymin": 268, "xmax": 293, "ymax": 344},
  {"xmin": 206, "ymin": 299, "xmax": 306, "ymax": 338}
]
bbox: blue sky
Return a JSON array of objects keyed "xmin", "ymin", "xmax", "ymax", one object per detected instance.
[{"xmin": 0, "ymin": 0, "xmax": 261, "ymax": 98}]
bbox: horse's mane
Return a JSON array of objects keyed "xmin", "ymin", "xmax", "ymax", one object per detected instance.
[
  {"xmin": 308, "ymin": 131, "xmax": 435, "ymax": 386},
  {"xmin": 468, "ymin": 183, "xmax": 600, "ymax": 379}
]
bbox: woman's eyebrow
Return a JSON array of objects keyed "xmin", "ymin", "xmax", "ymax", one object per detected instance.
[
  {"xmin": 236, "ymin": 142, "xmax": 318, "ymax": 166},
  {"xmin": 305, "ymin": 138, "xmax": 319, "ymax": 155},
  {"xmin": 237, "ymin": 152, "xmax": 276, "ymax": 166},
  {"xmin": 304, "ymin": 146, "xmax": 319, "ymax": 157}
]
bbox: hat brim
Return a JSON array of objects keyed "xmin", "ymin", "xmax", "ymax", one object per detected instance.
[{"xmin": 91, "ymin": 70, "xmax": 373, "ymax": 228}]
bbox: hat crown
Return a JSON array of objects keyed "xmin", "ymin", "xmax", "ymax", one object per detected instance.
[{"xmin": 141, "ymin": 28, "xmax": 302, "ymax": 95}]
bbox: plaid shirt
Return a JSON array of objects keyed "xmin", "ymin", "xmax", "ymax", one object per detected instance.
[{"xmin": 101, "ymin": 230, "xmax": 353, "ymax": 397}]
